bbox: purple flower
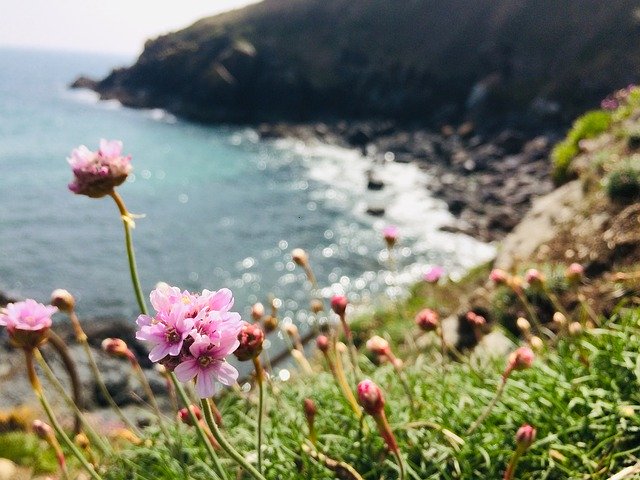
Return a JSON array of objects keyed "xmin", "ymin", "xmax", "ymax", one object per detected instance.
[
  {"xmin": 67, "ymin": 139, "xmax": 132, "ymax": 198},
  {"xmin": 174, "ymin": 332, "xmax": 240, "ymax": 398},
  {"xmin": 423, "ymin": 266, "xmax": 445, "ymax": 283},
  {"xmin": 0, "ymin": 299, "xmax": 57, "ymax": 349},
  {"xmin": 136, "ymin": 305, "xmax": 196, "ymax": 362}
]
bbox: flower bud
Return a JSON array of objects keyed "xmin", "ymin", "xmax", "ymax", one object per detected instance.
[
  {"xmin": 177, "ymin": 405, "xmax": 203, "ymax": 426},
  {"xmin": 490, "ymin": 268, "xmax": 510, "ymax": 285},
  {"xmin": 505, "ymin": 346, "xmax": 535, "ymax": 377},
  {"xmin": 516, "ymin": 317, "xmax": 531, "ymax": 334},
  {"xmin": 263, "ymin": 315, "xmax": 278, "ymax": 333},
  {"xmin": 552, "ymin": 312, "xmax": 567, "ymax": 326},
  {"xmin": 50, "ymin": 289, "xmax": 75, "ymax": 313},
  {"xmin": 251, "ymin": 302, "xmax": 265, "ymax": 321},
  {"xmin": 310, "ymin": 299, "xmax": 324, "ymax": 314},
  {"xmin": 316, "ymin": 335, "xmax": 330, "ymax": 353},
  {"xmin": 465, "ymin": 311, "xmax": 486, "ymax": 327},
  {"xmin": 74, "ymin": 433, "xmax": 90, "ymax": 449},
  {"xmin": 357, "ymin": 379, "xmax": 385, "ymax": 416},
  {"xmin": 529, "ymin": 336, "xmax": 544, "ymax": 352},
  {"xmin": 303, "ymin": 398, "xmax": 316, "ymax": 422},
  {"xmin": 415, "ymin": 308, "xmax": 439, "ymax": 331},
  {"xmin": 283, "ymin": 323, "xmax": 299, "ymax": 338},
  {"xmin": 382, "ymin": 225, "xmax": 399, "ymax": 248},
  {"xmin": 515, "ymin": 424, "xmax": 536, "ymax": 449},
  {"xmin": 291, "ymin": 248, "xmax": 309, "ymax": 267},
  {"xmin": 423, "ymin": 266, "xmax": 444, "ymax": 283},
  {"xmin": 366, "ymin": 335, "xmax": 390, "ymax": 356},
  {"xmin": 568, "ymin": 321, "xmax": 583, "ymax": 336},
  {"xmin": 566, "ymin": 263, "xmax": 584, "ymax": 283},
  {"xmin": 330, "ymin": 295, "xmax": 348, "ymax": 317},
  {"xmin": 234, "ymin": 322, "xmax": 265, "ymax": 361},
  {"xmin": 525, "ymin": 269, "xmax": 545, "ymax": 287},
  {"xmin": 32, "ymin": 419, "xmax": 54, "ymax": 439},
  {"xmin": 101, "ymin": 338, "xmax": 134, "ymax": 361}
]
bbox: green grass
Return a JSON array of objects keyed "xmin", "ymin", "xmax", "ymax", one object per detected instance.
[{"xmin": 96, "ymin": 306, "xmax": 640, "ymax": 479}]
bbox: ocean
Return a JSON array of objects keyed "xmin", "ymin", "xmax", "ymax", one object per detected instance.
[{"xmin": 0, "ymin": 47, "xmax": 494, "ymax": 331}]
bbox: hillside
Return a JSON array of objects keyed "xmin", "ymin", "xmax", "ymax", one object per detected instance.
[{"xmin": 82, "ymin": 0, "xmax": 640, "ymax": 127}]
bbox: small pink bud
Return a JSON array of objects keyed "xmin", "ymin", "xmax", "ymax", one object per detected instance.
[
  {"xmin": 505, "ymin": 346, "xmax": 535, "ymax": 377},
  {"xmin": 291, "ymin": 248, "xmax": 309, "ymax": 267},
  {"xmin": 357, "ymin": 379, "xmax": 385, "ymax": 416},
  {"xmin": 234, "ymin": 322, "xmax": 265, "ymax": 361},
  {"xmin": 32, "ymin": 419, "xmax": 54, "ymax": 439},
  {"xmin": 415, "ymin": 308, "xmax": 439, "ymax": 331},
  {"xmin": 524, "ymin": 269, "xmax": 545, "ymax": 286},
  {"xmin": 303, "ymin": 398, "xmax": 317, "ymax": 421},
  {"xmin": 50, "ymin": 289, "xmax": 75, "ymax": 312},
  {"xmin": 101, "ymin": 338, "xmax": 134, "ymax": 361},
  {"xmin": 251, "ymin": 302, "xmax": 265, "ymax": 321},
  {"xmin": 177, "ymin": 405, "xmax": 203, "ymax": 426},
  {"xmin": 331, "ymin": 295, "xmax": 348, "ymax": 317},
  {"xmin": 423, "ymin": 266, "xmax": 445, "ymax": 283},
  {"xmin": 382, "ymin": 225, "xmax": 399, "ymax": 248},
  {"xmin": 566, "ymin": 263, "xmax": 584, "ymax": 282},
  {"xmin": 490, "ymin": 268, "xmax": 510, "ymax": 285},
  {"xmin": 316, "ymin": 335, "xmax": 330, "ymax": 353},
  {"xmin": 366, "ymin": 335, "xmax": 390, "ymax": 356},
  {"xmin": 466, "ymin": 311, "xmax": 486, "ymax": 327},
  {"xmin": 515, "ymin": 424, "xmax": 536, "ymax": 448}
]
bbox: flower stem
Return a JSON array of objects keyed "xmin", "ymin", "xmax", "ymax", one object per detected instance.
[
  {"xmin": 331, "ymin": 335, "xmax": 362, "ymax": 420},
  {"xmin": 131, "ymin": 361, "xmax": 171, "ymax": 440},
  {"xmin": 252, "ymin": 357, "xmax": 265, "ymax": 474},
  {"xmin": 172, "ymin": 374, "xmax": 227, "ymax": 480},
  {"xmin": 34, "ymin": 349, "xmax": 111, "ymax": 455},
  {"xmin": 374, "ymin": 413, "xmax": 404, "ymax": 480},
  {"xmin": 201, "ymin": 398, "xmax": 267, "ymax": 480},
  {"xmin": 503, "ymin": 446, "xmax": 525, "ymax": 480},
  {"xmin": 467, "ymin": 377, "xmax": 507, "ymax": 434},
  {"xmin": 25, "ymin": 350, "xmax": 103, "ymax": 480},
  {"xmin": 109, "ymin": 190, "xmax": 148, "ymax": 316}
]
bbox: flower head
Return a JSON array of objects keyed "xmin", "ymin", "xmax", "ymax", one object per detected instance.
[
  {"xmin": 316, "ymin": 335, "xmax": 330, "ymax": 353},
  {"xmin": 415, "ymin": 308, "xmax": 439, "ymax": 331},
  {"xmin": 566, "ymin": 263, "xmax": 584, "ymax": 283},
  {"xmin": 423, "ymin": 266, "xmax": 445, "ymax": 283},
  {"xmin": 331, "ymin": 295, "xmax": 348, "ymax": 317},
  {"xmin": 504, "ymin": 346, "xmax": 535, "ymax": 378},
  {"xmin": 490, "ymin": 268, "xmax": 510, "ymax": 285},
  {"xmin": 357, "ymin": 379, "xmax": 385, "ymax": 416},
  {"xmin": 291, "ymin": 248, "xmax": 309, "ymax": 267},
  {"xmin": 310, "ymin": 299, "xmax": 324, "ymax": 314},
  {"xmin": 50, "ymin": 289, "xmax": 75, "ymax": 313},
  {"xmin": 67, "ymin": 139, "xmax": 132, "ymax": 198},
  {"xmin": 366, "ymin": 335, "xmax": 390, "ymax": 356},
  {"xmin": 251, "ymin": 302, "xmax": 265, "ymax": 321},
  {"xmin": 0, "ymin": 299, "xmax": 56, "ymax": 349},
  {"xmin": 465, "ymin": 311, "xmax": 486, "ymax": 327},
  {"xmin": 524, "ymin": 269, "xmax": 545, "ymax": 287},
  {"xmin": 102, "ymin": 338, "xmax": 135, "ymax": 362},
  {"xmin": 382, "ymin": 225, "xmax": 399, "ymax": 248},
  {"xmin": 234, "ymin": 322, "xmax": 265, "ymax": 361},
  {"xmin": 515, "ymin": 424, "xmax": 536, "ymax": 449},
  {"xmin": 177, "ymin": 405, "xmax": 203, "ymax": 426}
]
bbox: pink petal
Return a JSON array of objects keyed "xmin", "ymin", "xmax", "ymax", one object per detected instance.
[
  {"xmin": 212, "ymin": 361, "xmax": 238, "ymax": 386},
  {"xmin": 195, "ymin": 371, "xmax": 215, "ymax": 398},
  {"xmin": 174, "ymin": 359, "xmax": 199, "ymax": 383}
]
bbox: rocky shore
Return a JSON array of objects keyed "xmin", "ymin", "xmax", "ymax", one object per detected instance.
[{"xmin": 256, "ymin": 121, "xmax": 558, "ymax": 242}]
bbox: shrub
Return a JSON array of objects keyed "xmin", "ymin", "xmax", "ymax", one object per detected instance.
[{"xmin": 552, "ymin": 110, "xmax": 612, "ymax": 184}]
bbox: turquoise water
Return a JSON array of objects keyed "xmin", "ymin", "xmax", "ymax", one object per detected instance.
[{"xmin": 0, "ymin": 47, "xmax": 494, "ymax": 327}]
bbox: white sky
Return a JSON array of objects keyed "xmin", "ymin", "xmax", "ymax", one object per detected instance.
[{"xmin": 0, "ymin": 0, "xmax": 262, "ymax": 55}]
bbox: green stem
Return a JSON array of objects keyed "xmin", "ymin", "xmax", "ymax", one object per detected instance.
[
  {"xmin": 503, "ymin": 446, "xmax": 524, "ymax": 480},
  {"xmin": 34, "ymin": 349, "xmax": 111, "ymax": 455},
  {"xmin": 25, "ymin": 350, "xmax": 103, "ymax": 480},
  {"xmin": 109, "ymin": 190, "xmax": 148, "ymax": 316},
  {"xmin": 132, "ymin": 361, "xmax": 171, "ymax": 441},
  {"xmin": 514, "ymin": 288, "xmax": 543, "ymax": 333},
  {"xmin": 467, "ymin": 377, "xmax": 507, "ymax": 434},
  {"xmin": 172, "ymin": 374, "xmax": 226, "ymax": 480},
  {"xmin": 252, "ymin": 357, "xmax": 265, "ymax": 474},
  {"xmin": 201, "ymin": 398, "xmax": 267, "ymax": 480},
  {"xmin": 331, "ymin": 336, "xmax": 363, "ymax": 420}
]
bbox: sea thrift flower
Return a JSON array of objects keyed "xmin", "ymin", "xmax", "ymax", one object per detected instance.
[
  {"xmin": 316, "ymin": 335, "xmax": 330, "ymax": 353},
  {"xmin": 303, "ymin": 398, "xmax": 317, "ymax": 443},
  {"xmin": 423, "ymin": 266, "xmax": 445, "ymax": 283},
  {"xmin": 382, "ymin": 225, "xmax": 399, "ymax": 248},
  {"xmin": 566, "ymin": 263, "xmax": 584, "ymax": 283},
  {"xmin": 0, "ymin": 300, "xmax": 56, "ymax": 349},
  {"xmin": 415, "ymin": 308, "xmax": 439, "ymax": 331},
  {"xmin": 366, "ymin": 335, "xmax": 390, "ymax": 357},
  {"xmin": 50, "ymin": 289, "xmax": 75, "ymax": 313},
  {"xmin": 67, "ymin": 139, "xmax": 132, "ymax": 198},
  {"xmin": 251, "ymin": 302, "xmax": 265, "ymax": 321},
  {"xmin": 177, "ymin": 405, "xmax": 203, "ymax": 426},
  {"xmin": 263, "ymin": 315, "xmax": 278, "ymax": 333},
  {"xmin": 465, "ymin": 311, "xmax": 486, "ymax": 327},
  {"xmin": 516, "ymin": 317, "xmax": 531, "ymax": 334},
  {"xmin": 504, "ymin": 424, "xmax": 537, "ymax": 480},
  {"xmin": 524, "ymin": 269, "xmax": 545, "ymax": 287},
  {"xmin": 552, "ymin": 311, "xmax": 567, "ymax": 326},
  {"xmin": 234, "ymin": 322, "xmax": 265, "ymax": 361},
  {"xmin": 504, "ymin": 346, "xmax": 535, "ymax": 379},
  {"xmin": 101, "ymin": 338, "xmax": 135, "ymax": 362},
  {"xmin": 136, "ymin": 285, "xmax": 242, "ymax": 398},
  {"xmin": 568, "ymin": 321, "xmax": 583, "ymax": 336},
  {"xmin": 490, "ymin": 268, "xmax": 510, "ymax": 285},
  {"xmin": 331, "ymin": 295, "xmax": 348, "ymax": 317}
]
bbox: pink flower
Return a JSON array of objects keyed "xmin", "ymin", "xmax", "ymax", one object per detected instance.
[
  {"xmin": 566, "ymin": 263, "xmax": 584, "ymax": 282},
  {"xmin": 466, "ymin": 311, "xmax": 486, "ymax": 327},
  {"xmin": 174, "ymin": 333, "xmax": 239, "ymax": 398},
  {"xmin": 316, "ymin": 335, "xmax": 330, "ymax": 353},
  {"xmin": 490, "ymin": 268, "xmax": 510, "ymax": 285},
  {"xmin": 504, "ymin": 346, "xmax": 535, "ymax": 378},
  {"xmin": 515, "ymin": 424, "xmax": 537, "ymax": 448},
  {"xmin": 415, "ymin": 308, "xmax": 439, "ymax": 332},
  {"xmin": 330, "ymin": 295, "xmax": 348, "ymax": 317},
  {"xmin": 423, "ymin": 266, "xmax": 445, "ymax": 283},
  {"xmin": 234, "ymin": 322, "xmax": 265, "ymax": 361},
  {"xmin": 67, "ymin": 139, "xmax": 132, "ymax": 198},
  {"xmin": 524, "ymin": 269, "xmax": 545, "ymax": 286},
  {"xmin": 366, "ymin": 335, "xmax": 390, "ymax": 356},
  {"xmin": 357, "ymin": 379, "xmax": 385, "ymax": 416},
  {"xmin": 0, "ymin": 300, "xmax": 56, "ymax": 349},
  {"xmin": 136, "ymin": 305, "xmax": 196, "ymax": 362},
  {"xmin": 382, "ymin": 225, "xmax": 399, "ymax": 248}
]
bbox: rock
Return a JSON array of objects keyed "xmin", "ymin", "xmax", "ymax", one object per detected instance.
[
  {"xmin": 0, "ymin": 459, "xmax": 17, "ymax": 480},
  {"xmin": 495, "ymin": 129, "xmax": 526, "ymax": 154},
  {"xmin": 70, "ymin": 75, "xmax": 98, "ymax": 90}
]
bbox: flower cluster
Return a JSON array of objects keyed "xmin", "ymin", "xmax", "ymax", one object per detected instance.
[
  {"xmin": 67, "ymin": 139, "xmax": 132, "ymax": 198},
  {"xmin": 136, "ymin": 284, "xmax": 242, "ymax": 398},
  {"xmin": 0, "ymin": 299, "xmax": 56, "ymax": 349}
]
